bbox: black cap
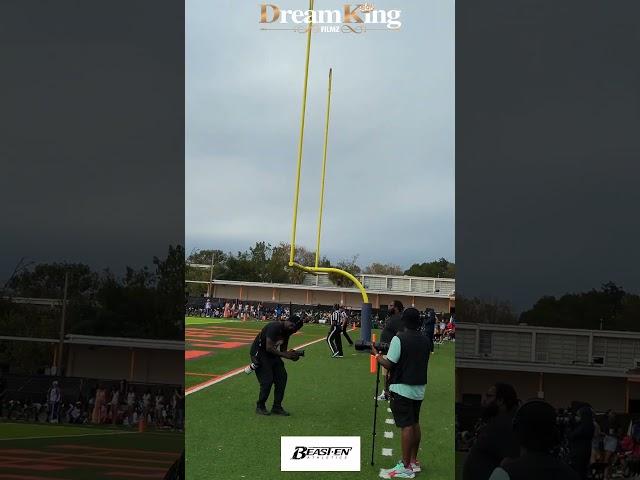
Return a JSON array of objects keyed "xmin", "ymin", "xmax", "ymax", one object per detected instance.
[
  {"xmin": 402, "ymin": 308, "xmax": 421, "ymax": 329},
  {"xmin": 289, "ymin": 315, "xmax": 303, "ymax": 331}
]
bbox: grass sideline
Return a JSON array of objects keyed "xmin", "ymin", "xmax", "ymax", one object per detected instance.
[
  {"xmin": 186, "ymin": 319, "xmax": 454, "ymax": 479},
  {"xmin": 0, "ymin": 422, "xmax": 183, "ymax": 479}
]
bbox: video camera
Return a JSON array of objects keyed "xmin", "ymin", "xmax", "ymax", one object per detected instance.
[{"xmin": 354, "ymin": 339, "xmax": 390, "ymax": 354}]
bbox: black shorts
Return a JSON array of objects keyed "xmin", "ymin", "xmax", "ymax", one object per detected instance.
[{"xmin": 390, "ymin": 393, "xmax": 422, "ymax": 428}]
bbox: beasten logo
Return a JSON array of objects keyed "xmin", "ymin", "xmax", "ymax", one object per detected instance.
[
  {"xmin": 292, "ymin": 446, "xmax": 353, "ymax": 459},
  {"xmin": 281, "ymin": 436, "xmax": 360, "ymax": 471}
]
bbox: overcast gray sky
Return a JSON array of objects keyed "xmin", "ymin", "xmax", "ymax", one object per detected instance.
[{"xmin": 186, "ymin": 0, "xmax": 454, "ymax": 269}]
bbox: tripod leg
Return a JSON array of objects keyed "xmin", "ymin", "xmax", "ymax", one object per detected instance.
[{"xmin": 371, "ymin": 362, "xmax": 381, "ymax": 466}]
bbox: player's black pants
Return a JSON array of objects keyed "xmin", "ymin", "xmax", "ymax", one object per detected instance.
[
  {"xmin": 254, "ymin": 354, "xmax": 287, "ymax": 409},
  {"xmin": 327, "ymin": 325, "xmax": 343, "ymax": 356}
]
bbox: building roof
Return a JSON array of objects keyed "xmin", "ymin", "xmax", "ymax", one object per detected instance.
[
  {"xmin": 64, "ymin": 334, "xmax": 184, "ymax": 351},
  {"xmin": 186, "ymin": 276, "xmax": 455, "ymax": 299},
  {"xmin": 0, "ymin": 334, "xmax": 184, "ymax": 351},
  {"xmin": 456, "ymin": 322, "xmax": 640, "ymax": 379},
  {"xmin": 2, "ymin": 296, "xmax": 62, "ymax": 307}
]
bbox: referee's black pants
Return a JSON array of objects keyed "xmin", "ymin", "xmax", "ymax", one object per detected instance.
[
  {"xmin": 327, "ymin": 325, "xmax": 343, "ymax": 356},
  {"xmin": 342, "ymin": 326, "xmax": 353, "ymax": 345},
  {"xmin": 254, "ymin": 354, "xmax": 287, "ymax": 409}
]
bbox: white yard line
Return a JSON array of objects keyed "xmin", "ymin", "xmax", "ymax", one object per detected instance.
[{"xmin": 0, "ymin": 430, "xmax": 138, "ymax": 441}]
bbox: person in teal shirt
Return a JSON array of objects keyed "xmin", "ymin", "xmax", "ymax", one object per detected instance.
[{"xmin": 373, "ymin": 308, "xmax": 432, "ymax": 479}]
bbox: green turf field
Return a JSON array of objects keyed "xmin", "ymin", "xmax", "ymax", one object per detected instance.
[
  {"xmin": 185, "ymin": 318, "xmax": 337, "ymax": 389},
  {"xmin": 0, "ymin": 421, "xmax": 183, "ymax": 479},
  {"xmin": 186, "ymin": 318, "xmax": 454, "ymax": 479}
]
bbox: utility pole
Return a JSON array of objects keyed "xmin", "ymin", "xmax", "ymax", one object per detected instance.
[
  {"xmin": 57, "ymin": 271, "xmax": 69, "ymax": 375},
  {"xmin": 207, "ymin": 251, "xmax": 215, "ymax": 298}
]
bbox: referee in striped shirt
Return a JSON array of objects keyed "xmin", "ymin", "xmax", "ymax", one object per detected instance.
[{"xmin": 326, "ymin": 305, "xmax": 343, "ymax": 357}]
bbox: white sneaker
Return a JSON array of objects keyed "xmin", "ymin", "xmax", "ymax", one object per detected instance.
[
  {"xmin": 376, "ymin": 392, "xmax": 389, "ymax": 401},
  {"xmin": 332, "ymin": 352, "xmax": 339, "ymax": 358},
  {"xmin": 410, "ymin": 461, "xmax": 421, "ymax": 473},
  {"xmin": 379, "ymin": 461, "xmax": 415, "ymax": 479},
  {"xmin": 244, "ymin": 365, "xmax": 254, "ymax": 374}
]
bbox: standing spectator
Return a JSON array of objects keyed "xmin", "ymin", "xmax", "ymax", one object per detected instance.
[
  {"xmin": 421, "ymin": 309, "xmax": 436, "ymax": 353},
  {"xmin": 205, "ymin": 297, "xmax": 212, "ymax": 317},
  {"xmin": 143, "ymin": 388, "xmax": 152, "ymax": 423},
  {"xmin": 602, "ymin": 410, "xmax": 620, "ymax": 464},
  {"xmin": 488, "ymin": 400, "xmax": 579, "ymax": 480},
  {"xmin": 155, "ymin": 389, "xmax": 165, "ymax": 427},
  {"xmin": 568, "ymin": 406, "xmax": 596, "ymax": 480},
  {"xmin": 378, "ymin": 301, "xmax": 405, "ymax": 401},
  {"xmin": 173, "ymin": 387, "xmax": 184, "ymax": 431},
  {"xmin": 463, "ymin": 383, "xmax": 520, "ymax": 480},
  {"xmin": 47, "ymin": 380, "xmax": 62, "ymax": 423},
  {"xmin": 126, "ymin": 387, "xmax": 136, "ymax": 426},
  {"xmin": 109, "ymin": 385, "xmax": 120, "ymax": 424},
  {"xmin": 92, "ymin": 383, "xmax": 107, "ymax": 424}
]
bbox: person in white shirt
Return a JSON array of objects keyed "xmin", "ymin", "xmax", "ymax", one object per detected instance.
[
  {"xmin": 142, "ymin": 389, "xmax": 152, "ymax": 423},
  {"xmin": 126, "ymin": 387, "xmax": 136, "ymax": 426},
  {"xmin": 109, "ymin": 386, "xmax": 120, "ymax": 424},
  {"xmin": 47, "ymin": 381, "xmax": 61, "ymax": 423},
  {"xmin": 155, "ymin": 389, "xmax": 165, "ymax": 426}
]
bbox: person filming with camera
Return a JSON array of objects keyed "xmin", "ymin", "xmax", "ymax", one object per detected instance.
[
  {"xmin": 247, "ymin": 315, "xmax": 303, "ymax": 416},
  {"xmin": 372, "ymin": 307, "xmax": 432, "ymax": 479}
]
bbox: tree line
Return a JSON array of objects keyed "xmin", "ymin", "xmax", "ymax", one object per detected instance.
[
  {"xmin": 0, "ymin": 246, "xmax": 184, "ymax": 374},
  {"xmin": 185, "ymin": 241, "xmax": 456, "ymax": 293},
  {"xmin": 458, "ymin": 282, "xmax": 640, "ymax": 331}
]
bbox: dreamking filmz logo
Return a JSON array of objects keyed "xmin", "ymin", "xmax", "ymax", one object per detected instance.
[
  {"xmin": 260, "ymin": 3, "xmax": 402, "ymax": 34},
  {"xmin": 281, "ymin": 436, "xmax": 361, "ymax": 471}
]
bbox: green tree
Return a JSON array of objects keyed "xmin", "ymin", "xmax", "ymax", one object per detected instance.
[
  {"xmin": 404, "ymin": 258, "xmax": 455, "ymax": 278},
  {"xmin": 364, "ymin": 262, "xmax": 403, "ymax": 276},
  {"xmin": 457, "ymin": 296, "xmax": 518, "ymax": 324},
  {"xmin": 518, "ymin": 282, "xmax": 640, "ymax": 331},
  {"xmin": 328, "ymin": 256, "xmax": 362, "ymax": 287}
]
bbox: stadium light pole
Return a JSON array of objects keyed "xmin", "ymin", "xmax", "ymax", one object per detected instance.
[{"xmin": 207, "ymin": 250, "xmax": 215, "ymax": 297}]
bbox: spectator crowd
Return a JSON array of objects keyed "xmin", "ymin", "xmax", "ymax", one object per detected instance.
[
  {"xmin": 0, "ymin": 376, "xmax": 184, "ymax": 431},
  {"xmin": 458, "ymin": 382, "xmax": 640, "ymax": 480}
]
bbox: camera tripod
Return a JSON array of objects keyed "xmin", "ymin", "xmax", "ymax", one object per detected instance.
[{"xmin": 371, "ymin": 362, "xmax": 382, "ymax": 466}]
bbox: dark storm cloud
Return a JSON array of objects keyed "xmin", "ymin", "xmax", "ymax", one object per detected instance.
[
  {"xmin": 0, "ymin": 1, "xmax": 184, "ymax": 281},
  {"xmin": 457, "ymin": 0, "xmax": 640, "ymax": 309}
]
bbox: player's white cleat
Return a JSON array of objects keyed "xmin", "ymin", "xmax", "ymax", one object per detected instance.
[{"xmin": 379, "ymin": 461, "xmax": 415, "ymax": 479}]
